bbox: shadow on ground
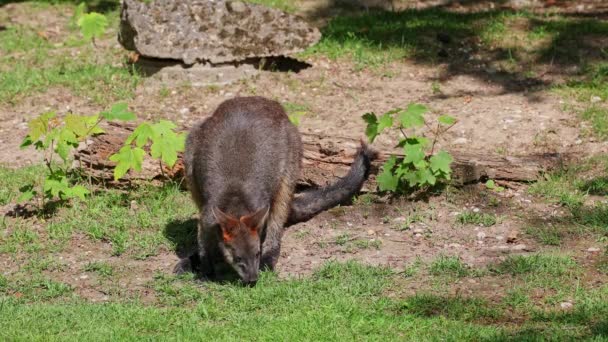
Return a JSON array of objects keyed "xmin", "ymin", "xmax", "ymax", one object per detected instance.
[
  {"xmin": 164, "ymin": 218, "xmax": 197, "ymax": 259},
  {"xmin": 304, "ymin": 1, "xmax": 608, "ymax": 97}
]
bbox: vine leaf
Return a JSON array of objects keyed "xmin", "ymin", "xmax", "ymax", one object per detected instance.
[
  {"xmin": 109, "ymin": 146, "xmax": 145, "ymax": 180},
  {"xmin": 77, "ymin": 12, "xmax": 108, "ymax": 41}
]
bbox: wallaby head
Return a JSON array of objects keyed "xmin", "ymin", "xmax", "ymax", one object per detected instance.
[{"xmin": 212, "ymin": 206, "xmax": 269, "ymax": 285}]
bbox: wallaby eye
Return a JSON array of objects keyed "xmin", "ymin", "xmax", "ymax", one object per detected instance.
[{"xmin": 234, "ymin": 256, "xmax": 243, "ymax": 264}]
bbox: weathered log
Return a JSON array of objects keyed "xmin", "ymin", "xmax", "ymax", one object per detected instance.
[{"xmin": 74, "ymin": 123, "xmax": 567, "ymax": 188}]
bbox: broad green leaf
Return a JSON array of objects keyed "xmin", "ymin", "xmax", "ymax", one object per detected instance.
[
  {"xmin": 151, "ymin": 120, "xmax": 178, "ymax": 135},
  {"xmin": 429, "ymin": 150, "xmax": 453, "ymax": 174},
  {"xmin": 150, "ymin": 132, "xmax": 186, "ymax": 167},
  {"xmin": 101, "ymin": 102, "xmax": 136, "ymax": 121},
  {"xmin": 65, "ymin": 114, "xmax": 104, "ymax": 139},
  {"xmin": 377, "ymin": 167, "xmax": 399, "ymax": 192},
  {"xmin": 109, "ymin": 146, "xmax": 145, "ymax": 180},
  {"xmin": 486, "ymin": 179, "xmax": 496, "ymax": 189},
  {"xmin": 438, "ymin": 115, "xmax": 457, "ymax": 125},
  {"xmin": 77, "ymin": 12, "xmax": 108, "ymax": 41},
  {"xmin": 74, "ymin": 2, "xmax": 87, "ymax": 20},
  {"xmin": 64, "ymin": 185, "xmax": 89, "ymax": 200},
  {"xmin": 56, "ymin": 128, "xmax": 79, "ymax": 162},
  {"xmin": 18, "ymin": 184, "xmax": 36, "ymax": 202},
  {"xmin": 20, "ymin": 135, "xmax": 33, "ymax": 149},
  {"xmin": 28, "ymin": 111, "xmax": 56, "ymax": 141},
  {"xmin": 288, "ymin": 111, "xmax": 306, "ymax": 127},
  {"xmin": 397, "ymin": 136, "xmax": 429, "ymax": 148},
  {"xmin": 398, "ymin": 103, "xmax": 427, "ymax": 129},
  {"xmin": 377, "ymin": 112, "xmax": 393, "ymax": 133},
  {"xmin": 126, "ymin": 123, "xmax": 154, "ymax": 148},
  {"xmin": 403, "ymin": 143, "xmax": 425, "ymax": 164},
  {"xmin": 44, "ymin": 173, "xmax": 69, "ymax": 199},
  {"xmin": 418, "ymin": 168, "xmax": 436, "ymax": 186},
  {"xmin": 362, "ymin": 112, "xmax": 379, "ymax": 143},
  {"xmin": 485, "ymin": 179, "xmax": 504, "ymax": 192}
]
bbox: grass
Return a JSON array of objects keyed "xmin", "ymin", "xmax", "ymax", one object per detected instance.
[
  {"xmin": 525, "ymin": 225, "xmax": 564, "ymax": 246},
  {"xmin": 456, "ymin": 211, "xmax": 497, "ymax": 227},
  {"xmin": 490, "ymin": 254, "xmax": 577, "ymax": 277},
  {"xmin": 0, "ymin": 3, "xmax": 139, "ymax": 104},
  {"xmin": 429, "ymin": 254, "xmax": 471, "ymax": 277},
  {"xmin": 0, "ymin": 163, "xmax": 606, "ymax": 339}
]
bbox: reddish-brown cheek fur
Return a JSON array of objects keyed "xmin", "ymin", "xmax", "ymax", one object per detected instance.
[{"xmin": 222, "ymin": 232, "xmax": 234, "ymax": 242}]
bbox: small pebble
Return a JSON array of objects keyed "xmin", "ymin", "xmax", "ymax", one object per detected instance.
[
  {"xmin": 587, "ymin": 247, "xmax": 601, "ymax": 253},
  {"xmin": 560, "ymin": 302, "xmax": 573, "ymax": 310}
]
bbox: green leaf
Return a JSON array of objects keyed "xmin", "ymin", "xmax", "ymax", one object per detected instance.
[
  {"xmin": 377, "ymin": 168, "xmax": 399, "ymax": 192},
  {"xmin": 397, "ymin": 136, "xmax": 429, "ymax": 148},
  {"xmin": 77, "ymin": 12, "xmax": 108, "ymax": 41},
  {"xmin": 64, "ymin": 185, "xmax": 89, "ymax": 200},
  {"xmin": 101, "ymin": 102, "xmax": 136, "ymax": 121},
  {"xmin": 65, "ymin": 114, "xmax": 104, "ymax": 139},
  {"xmin": 429, "ymin": 150, "xmax": 453, "ymax": 174},
  {"xmin": 377, "ymin": 112, "xmax": 393, "ymax": 133},
  {"xmin": 18, "ymin": 184, "xmax": 36, "ymax": 202},
  {"xmin": 398, "ymin": 103, "xmax": 427, "ymax": 129},
  {"xmin": 403, "ymin": 143, "xmax": 425, "ymax": 165},
  {"xmin": 56, "ymin": 128, "xmax": 79, "ymax": 162},
  {"xmin": 126, "ymin": 123, "xmax": 155, "ymax": 148},
  {"xmin": 72, "ymin": 2, "xmax": 87, "ymax": 23},
  {"xmin": 438, "ymin": 115, "xmax": 457, "ymax": 125},
  {"xmin": 109, "ymin": 146, "xmax": 145, "ymax": 180},
  {"xmin": 485, "ymin": 179, "xmax": 504, "ymax": 192},
  {"xmin": 151, "ymin": 120, "xmax": 178, "ymax": 135},
  {"xmin": 44, "ymin": 173, "xmax": 69, "ymax": 199},
  {"xmin": 486, "ymin": 179, "xmax": 496, "ymax": 189},
  {"xmin": 28, "ymin": 111, "xmax": 56, "ymax": 141},
  {"xmin": 20, "ymin": 135, "xmax": 33, "ymax": 149},
  {"xmin": 418, "ymin": 168, "xmax": 436, "ymax": 186},
  {"xmin": 150, "ymin": 121, "xmax": 186, "ymax": 167},
  {"xmin": 288, "ymin": 111, "xmax": 306, "ymax": 127},
  {"xmin": 362, "ymin": 112, "xmax": 379, "ymax": 143}
]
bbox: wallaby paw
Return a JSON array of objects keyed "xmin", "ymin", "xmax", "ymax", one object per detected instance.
[{"xmin": 173, "ymin": 257, "xmax": 193, "ymax": 275}]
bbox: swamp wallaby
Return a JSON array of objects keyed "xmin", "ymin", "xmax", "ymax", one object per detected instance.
[{"xmin": 177, "ymin": 96, "xmax": 376, "ymax": 284}]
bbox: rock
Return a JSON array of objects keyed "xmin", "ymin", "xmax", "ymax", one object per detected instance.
[
  {"xmin": 367, "ymin": 229, "xmax": 375, "ymax": 235},
  {"xmin": 119, "ymin": 0, "xmax": 321, "ymax": 65},
  {"xmin": 587, "ymin": 247, "xmax": 601, "ymax": 253},
  {"xmin": 453, "ymin": 137, "xmax": 468, "ymax": 145},
  {"xmin": 477, "ymin": 232, "xmax": 486, "ymax": 240},
  {"xmin": 591, "ymin": 96, "xmax": 602, "ymax": 103},
  {"xmin": 560, "ymin": 301, "xmax": 573, "ymax": 310},
  {"xmin": 506, "ymin": 230, "xmax": 519, "ymax": 243},
  {"xmin": 412, "ymin": 228, "xmax": 424, "ymax": 234}
]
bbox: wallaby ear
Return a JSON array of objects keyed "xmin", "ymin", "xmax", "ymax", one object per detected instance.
[
  {"xmin": 240, "ymin": 206, "xmax": 269, "ymax": 233},
  {"xmin": 212, "ymin": 207, "xmax": 239, "ymax": 242}
]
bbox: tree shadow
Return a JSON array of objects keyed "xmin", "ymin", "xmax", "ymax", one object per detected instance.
[{"xmin": 303, "ymin": 2, "xmax": 608, "ymax": 98}]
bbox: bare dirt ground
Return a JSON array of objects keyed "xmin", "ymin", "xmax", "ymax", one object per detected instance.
[{"xmin": 1, "ymin": 1, "xmax": 607, "ymax": 302}]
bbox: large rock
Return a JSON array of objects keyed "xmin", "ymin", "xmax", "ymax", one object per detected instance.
[{"xmin": 119, "ymin": 0, "xmax": 321, "ymax": 65}]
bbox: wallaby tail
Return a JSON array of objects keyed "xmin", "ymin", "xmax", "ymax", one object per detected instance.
[{"xmin": 286, "ymin": 141, "xmax": 377, "ymax": 226}]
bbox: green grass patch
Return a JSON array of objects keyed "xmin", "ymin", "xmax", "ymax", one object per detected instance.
[
  {"xmin": 456, "ymin": 211, "xmax": 497, "ymax": 227},
  {"xmin": 0, "ymin": 6, "xmax": 139, "ymax": 104},
  {"xmin": 429, "ymin": 254, "xmax": 471, "ymax": 277},
  {"xmin": 525, "ymin": 225, "xmax": 563, "ymax": 246},
  {"xmin": 399, "ymin": 294, "xmax": 502, "ymax": 322},
  {"xmin": 490, "ymin": 254, "xmax": 577, "ymax": 277},
  {"xmin": 84, "ymin": 261, "xmax": 114, "ymax": 277}
]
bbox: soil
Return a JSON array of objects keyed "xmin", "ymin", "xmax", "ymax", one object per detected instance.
[{"xmin": 1, "ymin": 1, "xmax": 607, "ymax": 302}]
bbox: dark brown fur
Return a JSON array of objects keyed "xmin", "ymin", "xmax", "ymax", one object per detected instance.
[{"xmin": 176, "ymin": 96, "xmax": 376, "ymax": 283}]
